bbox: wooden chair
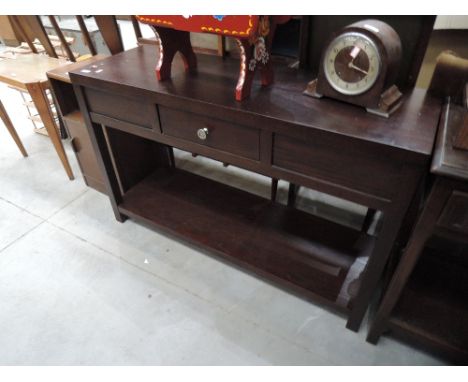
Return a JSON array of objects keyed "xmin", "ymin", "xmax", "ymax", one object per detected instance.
[
  {"xmin": 0, "ymin": 53, "xmax": 74, "ymax": 178},
  {"xmin": 0, "ymin": 15, "xmax": 126, "ymax": 179}
]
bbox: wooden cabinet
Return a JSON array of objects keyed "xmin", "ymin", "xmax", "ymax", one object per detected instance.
[
  {"xmin": 367, "ymin": 102, "xmax": 468, "ymax": 363},
  {"xmin": 47, "ymin": 57, "xmax": 108, "ymax": 193},
  {"xmin": 70, "ymin": 45, "xmax": 442, "ymax": 332}
]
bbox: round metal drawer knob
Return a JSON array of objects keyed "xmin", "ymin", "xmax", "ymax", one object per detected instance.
[{"xmin": 197, "ymin": 127, "xmax": 209, "ymax": 140}]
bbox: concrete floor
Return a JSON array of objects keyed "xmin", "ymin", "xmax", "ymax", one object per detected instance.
[{"xmin": 0, "ymin": 81, "xmax": 449, "ymax": 365}]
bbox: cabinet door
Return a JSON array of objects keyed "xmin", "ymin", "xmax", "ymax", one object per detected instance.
[{"xmin": 66, "ymin": 115, "xmax": 107, "ymax": 194}]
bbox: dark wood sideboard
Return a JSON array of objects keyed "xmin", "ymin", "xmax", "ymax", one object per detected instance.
[
  {"xmin": 70, "ymin": 44, "xmax": 442, "ymax": 331},
  {"xmin": 367, "ymin": 101, "xmax": 468, "ymax": 363},
  {"xmin": 48, "ymin": 56, "xmax": 109, "ymax": 194}
]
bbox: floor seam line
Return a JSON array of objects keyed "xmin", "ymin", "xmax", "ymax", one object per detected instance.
[
  {"xmin": 44, "ymin": 188, "xmax": 90, "ymax": 221},
  {"xmin": 0, "ymin": 220, "xmax": 46, "ymax": 254},
  {"xmin": 0, "ymin": 195, "xmax": 45, "ymax": 221}
]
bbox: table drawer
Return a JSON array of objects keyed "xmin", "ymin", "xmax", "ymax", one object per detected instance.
[
  {"xmin": 438, "ymin": 191, "xmax": 468, "ymax": 235},
  {"xmin": 159, "ymin": 106, "xmax": 260, "ymax": 161},
  {"xmin": 85, "ymin": 88, "xmax": 156, "ymax": 129},
  {"xmin": 272, "ymin": 133, "xmax": 401, "ymax": 200}
]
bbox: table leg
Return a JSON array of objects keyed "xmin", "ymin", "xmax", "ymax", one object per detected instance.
[
  {"xmin": 287, "ymin": 183, "xmax": 300, "ymax": 207},
  {"xmin": 0, "ymin": 99, "xmax": 28, "ymax": 157},
  {"xmin": 26, "ymin": 81, "xmax": 74, "ymax": 180},
  {"xmin": 367, "ymin": 179, "xmax": 452, "ymax": 343},
  {"xmin": 346, "ymin": 166, "xmax": 421, "ymax": 331},
  {"xmin": 361, "ymin": 208, "xmax": 377, "ymax": 233},
  {"xmin": 271, "ymin": 178, "xmax": 278, "ymax": 202}
]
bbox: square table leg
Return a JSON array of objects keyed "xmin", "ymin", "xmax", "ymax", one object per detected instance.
[{"xmin": 366, "ymin": 179, "xmax": 453, "ymax": 343}]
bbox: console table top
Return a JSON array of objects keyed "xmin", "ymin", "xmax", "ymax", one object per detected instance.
[{"xmin": 70, "ymin": 44, "xmax": 441, "ymax": 159}]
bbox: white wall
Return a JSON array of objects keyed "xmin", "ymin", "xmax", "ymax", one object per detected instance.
[{"xmin": 435, "ymin": 15, "xmax": 468, "ymax": 29}]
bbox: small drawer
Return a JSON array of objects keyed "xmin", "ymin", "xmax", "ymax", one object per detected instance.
[
  {"xmin": 159, "ymin": 106, "xmax": 260, "ymax": 161},
  {"xmin": 437, "ymin": 191, "xmax": 468, "ymax": 235},
  {"xmin": 85, "ymin": 88, "xmax": 156, "ymax": 129}
]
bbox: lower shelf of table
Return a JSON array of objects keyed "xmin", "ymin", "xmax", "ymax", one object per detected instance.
[
  {"xmin": 389, "ymin": 245, "xmax": 468, "ymax": 363},
  {"xmin": 118, "ymin": 167, "xmax": 375, "ymax": 311}
]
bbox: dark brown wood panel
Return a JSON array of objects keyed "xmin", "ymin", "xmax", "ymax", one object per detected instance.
[
  {"xmin": 437, "ymin": 191, "xmax": 468, "ymax": 235},
  {"xmin": 66, "ymin": 113, "xmax": 106, "ymax": 193},
  {"xmin": 390, "ymin": 248, "xmax": 468, "ymax": 364},
  {"xmin": 69, "ymin": 45, "xmax": 441, "ymax": 162},
  {"xmin": 159, "ymin": 105, "xmax": 260, "ymax": 161},
  {"xmin": 102, "ymin": 127, "xmax": 171, "ymax": 193},
  {"xmin": 272, "ymin": 133, "xmax": 401, "ymax": 200},
  {"xmin": 119, "ymin": 167, "xmax": 375, "ymax": 306},
  {"xmin": 84, "ymin": 87, "xmax": 157, "ymax": 129}
]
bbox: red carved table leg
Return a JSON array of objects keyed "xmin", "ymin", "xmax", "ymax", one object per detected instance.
[
  {"xmin": 235, "ymin": 17, "xmax": 277, "ymax": 101},
  {"xmin": 152, "ymin": 27, "xmax": 197, "ymax": 81}
]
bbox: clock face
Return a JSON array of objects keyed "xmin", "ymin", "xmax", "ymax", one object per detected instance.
[{"xmin": 323, "ymin": 32, "xmax": 381, "ymax": 96}]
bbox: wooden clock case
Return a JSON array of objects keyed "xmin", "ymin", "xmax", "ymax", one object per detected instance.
[{"xmin": 307, "ymin": 19, "xmax": 403, "ymax": 117}]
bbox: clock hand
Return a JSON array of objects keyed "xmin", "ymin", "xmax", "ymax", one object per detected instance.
[
  {"xmin": 348, "ymin": 46, "xmax": 368, "ymax": 75},
  {"xmin": 348, "ymin": 61, "xmax": 368, "ymax": 75},
  {"xmin": 349, "ymin": 46, "xmax": 361, "ymax": 60}
]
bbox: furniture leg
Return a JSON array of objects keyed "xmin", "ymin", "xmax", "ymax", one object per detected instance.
[
  {"xmin": 361, "ymin": 208, "xmax": 376, "ymax": 233},
  {"xmin": 74, "ymin": 85, "xmax": 126, "ymax": 222},
  {"xmin": 346, "ymin": 167, "xmax": 421, "ymax": 331},
  {"xmin": 287, "ymin": 183, "xmax": 299, "ymax": 207},
  {"xmin": 152, "ymin": 27, "xmax": 197, "ymax": 81},
  {"xmin": 235, "ymin": 39, "xmax": 256, "ymax": 101},
  {"xmin": 26, "ymin": 81, "xmax": 74, "ymax": 180},
  {"xmin": 168, "ymin": 146, "xmax": 175, "ymax": 168},
  {"xmin": 271, "ymin": 178, "xmax": 278, "ymax": 202},
  {"xmin": 0, "ymin": 99, "xmax": 28, "ymax": 157},
  {"xmin": 367, "ymin": 179, "xmax": 453, "ymax": 343},
  {"xmin": 379, "ymin": 176, "xmax": 427, "ymax": 290},
  {"xmin": 234, "ymin": 18, "xmax": 277, "ymax": 101}
]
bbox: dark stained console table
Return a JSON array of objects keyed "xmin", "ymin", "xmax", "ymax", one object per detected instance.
[{"xmin": 70, "ymin": 44, "xmax": 441, "ymax": 331}]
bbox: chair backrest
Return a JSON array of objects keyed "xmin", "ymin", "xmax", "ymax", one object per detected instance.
[
  {"xmin": 429, "ymin": 51, "xmax": 468, "ymax": 106},
  {"xmin": 11, "ymin": 15, "xmax": 228, "ymax": 61},
  {"xmin": 10, "ymin": 16, "xmax": 132, "ymax": 61}
]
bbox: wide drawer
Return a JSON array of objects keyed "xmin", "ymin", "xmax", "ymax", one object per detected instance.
[
  {"xmin": 437, "ymin": 191, "xmax": 468, "ymax": 235},
  {"xmin": 159, "ymin": 106, "xmax": 260, "ymax": 161},
  {"xmin": 85, "ymin": 88, "xmax": 156, "ymax": 129},
  {"xmin": 272, "ymin": 133, "xmax": 401, "ymax": 201}
]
